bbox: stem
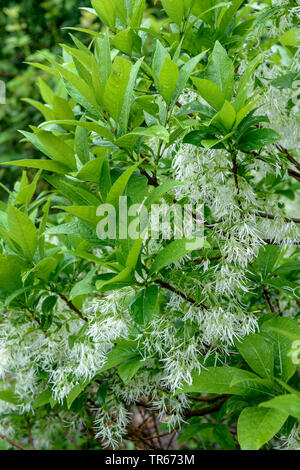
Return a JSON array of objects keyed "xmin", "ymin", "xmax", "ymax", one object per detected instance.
[
  {"xmin": 155, "ymin": 279, "xmax": 209, "ymax": 310},
  {"xmin": 140, "ymin": 169, "xmax": 159, "ymax": 187},
  {"xmin": 231, "ymin": 152, "xmax": 242, "ymax": 212},
  {"xmin": 263, "ymin": 289, "xmax": 276, "ymax": 313},
  {"xmin": 27, "ymin": 418, "xmax": 35, "ymax": 450},
  {"xmin": 187, "ymin": 394, "xmax": 231, "ymax": 403},
  {"xmin": 184, "ymin": 396, "xmax": 229, "ymax": 419},
  {"xmin": 59, "ymin": 294, "xmax": 88, "ymax": 323},
  {"xmin": 0, "ymin": 433, "xmax": 29, "ymax": 451},
  {"xmin": 277, "ymin": 145, "xmax": 300, "ymax": 173},
  {"xmin": 255, "ymin": 211, "xmax": 300, "ymax": 224}
]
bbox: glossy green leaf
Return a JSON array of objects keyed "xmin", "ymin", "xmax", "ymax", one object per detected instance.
[
  {"xmin": 261, "ymin": 317, "xmax": 300, "ymax": 382},
  {"xmin": 118, "ymin": 357, "xmax": 144, "ymax": 384},
  {"xmin": 192, "ymin": 78, "xmax": 225, "ymax": 111},
  {"xmin": 159, "ymin": 58, "xmax": 179, "ymax": 104},
  {"xmin": 130, "ymin": 285, "xmax": 159, "ymax": 325},
  {"xmin": 237, "ymin": 407, "xmax": 288, "ymax": 450},
  {"xmin": 161, "ymin": 0, "xmax": 184, "ymax": 26},
  {"xmin": 149, "ymin": 238, "xmax": 208, "ymax": 276},
  {"xmin": 235, "ymin": 333, "xmax": 274, "ymax": 378},
  {"xmin": 259, "ymin": 394, "xmax": 300, "ymax": 419},
  {"xmin": 238, "ymin": 128, "xmax": 281, "ymax": 151},
  {"xmin": 181, "ymin": 367, "xmax": 271, "ymax": 396}
]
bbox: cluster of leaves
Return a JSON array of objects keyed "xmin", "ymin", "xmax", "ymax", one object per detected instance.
[
  {"xmin": 0, "ymin": 0, "xmax": 299, "ymax": 451},
  {"xmin": 0, "ymin": 0, "xmax": 94, "ymax": 199}
]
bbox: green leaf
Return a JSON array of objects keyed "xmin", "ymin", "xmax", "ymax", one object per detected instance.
[
  {"xmin": 75, "ymin": 124, "xmax": 89, "ymax": 165},
  {"xmin": 69, "ymin": 278, "xmax": 93, "ymax": 300},
  {"xmin": 98, "ymin": 345, "xmax": 139, "ymax": 373},
  {"xmin": 237, "ymin": 407, "xmax": 288, "ymax": 450},
  {"xmin": 91, "ymin": 0, "xmax": 117, "ymax": 29},
  {"xmin": 235, "ymin": 334, "xmax": 274, "ymax": 379},
  {"xmin": 57, "ymin": 206, "xmax": 99, "ymax": 227},
  {"xmin": 204, "ymin": 41, "xmax": 234, "ymax": 99},
  {"xmin": 40, "ymin": 120, "xmax": 114, "ymax": 142},
  {"xmin": 161, "ymin": 0, "xmax": 184, "ymax": 26},
  {"xmin": 14, "ymin": 170, "xmax": 40, "ymax": 207},
  {"xmin": 45, "ymin": 175, "xmax": 101, "ymax": 206},
  {"xmin": 41, "ymin": 312, "xmax": 53, "ymax": 331},
  {"xmin": 41, "ymin": 296, "xmax": 58, "ymax": 314},
  {"xmin": 218, "ymin": 0, "xmax": 244, "ymax": 32},
  {"xmin": 32, "ymin": 257, "xmax": 58, "ymax": 281},
  {"xmin": 119, "ymin": 57, "xmax": 143, "ymax": 133},
  {"xmin": 152, "ymin": 41, "xmax": 170, "ymax": 81},
  {"xmin": 236, "ymin": 53, "xmax": 266, "ymax": 99},
  {"xmin": 0, "ymin": 255, "xmax": 26, "ymax": 294},
  {"xmin": 35, "ymin": 130, "xmax": 77, "ymax": 170},
  {"xmin": 33, "ymin": 389, "xmax": 52, "ymax": 408},
  {"xmin": 126, "ymin": 235, "xmax": 145, "ymax": 271},
  {"xmin": 259, "ymin": 394, "xmax": 300, "ymax": 420},
  {"xmin": 159, "ymin": 58, "xmax": 179, "ymax": 105},
  {"xmin": 253, "ymin": 245, "xmax": 281, "ymax": 279},
  {"xmin": 104, "ymin": 56, "xmax": 132, "ymax": 124},
  {"xmin": 117, "ymin": 357, "xmax": 144, "ymax": 384},
  {"xmin": 7, "ymin": 205, "xmax": 38, "ymax": 260},
  {"xmin": 76, "ymin": 156, "xmax": 106, "ymax": 184},
  {"xmin": 45, "ymin": 56, "xmax": 99, "ymax": 116},
  {"xmin": 144, "ymin": 181, "xmax": 184, "ymax": 206},
  {"xmin": 238, "ymin": 128, "xmax": 281, "ymax": 151},
  {"xmin": 130, "ymin": 285, "xmax": 159, "ymax": 325},
  {"xmin": 106, "ymin": 160, "xmax": 142, "ymax": 208},
  {"xmin": 112, "ymin": 28, "xmax": 135, "ymax": 56},
  {"xmin": 234, "ymin": 98, "xmax": 261, "ymax": 129},
  {"xmin": 271, "ymin": 72, "xmax": 299, "ymax": 90},
  {"xmin": 96, "ymin": 381, "xmax": 109, "ymax": 406},
  {"xmin": 171, "ymin": 51, "xmax": 207, "ymax": 107},
  {"xmin": 192, "ymin": 78, "xmax": 225, "ymax": 111},
  {"xmin": 209, "ymin": 100, "xmax": 236, "ymax": 132},
  {"xmin": 22, "ymin": 98, "xmax": 56, "ymax": 121},
  {"xmin": 130, "ymin": 125, "xmax": 169, "ymax": 142},
  {"xmin": 130, "ymin": 0, "xmax": 145, "ymax": 28},
  {"xmin": 183, "ymin": 128, "xmax": 217, "ymax": 147},
  {"xmin": 67, "ymin": 382, "xmax": 89, "ymax": 409},
  {"xmin": 280, "ymin": 28, "xmax": 300, "ymax": 47},
  {"xmin": 149, "ymin": 238, "xmax": 208, "ymax": 276},
  {"xmin": 69, "ymin": 250, "xmax": 121, "ymax": 272},
  {"xmin": 213, "ymin": 424, "xmax": 236, "ymax": 450},
  {"xmin": 96, "ymin": 266, "xmax": 133, "ymax": 291}
]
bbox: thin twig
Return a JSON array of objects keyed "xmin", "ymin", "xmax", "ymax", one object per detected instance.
[
  {"xmin": 26, "ymin": 418, "xmax": 34, "ymax": 450},
  {"xmin": 277, "ymin": 145, "xmax": 300, "ymax": 172},
  {"xmin": 152, "ymin": 412, "xmax": 163, "ymax": 449},
  {"xmin": 184, "ymin": 396, "xmax": 229, "ymax": 419},
  {"xmin": 187, "ymin": 394, "xmax": 231, "ymax": 403},
  {"xmin": 232, "ymin": 153, "xmax": 242, "ymax": 212},
  {"xmin": 255, "ymin": 211, "xmax": 300, "ymax": 224}
]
